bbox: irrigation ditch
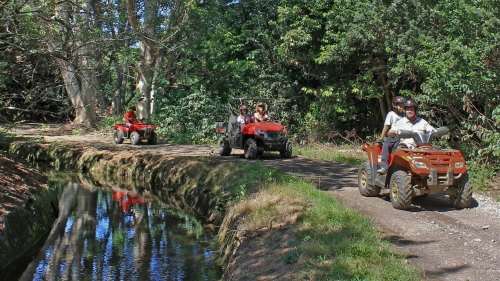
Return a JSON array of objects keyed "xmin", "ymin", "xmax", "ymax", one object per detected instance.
[{"xmin": 0, "ymin": 139, "xmax": 277, "ymax": 279}]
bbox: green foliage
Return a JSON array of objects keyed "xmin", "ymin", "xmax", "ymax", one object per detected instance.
[
  {"xmin": 96, "ymin": 115, "xmax": 124, "ymax": 131},
  {"xmin": 72, "ymin": 129, "xmax": 83, "ymax": 136},
  {"xmin": 1, "ymin": 0, "xmax": 498, "ymax": 169},
  {"xmin": 284, "ymin": 251, "xmax": 299, "ymax": 264},
  {"xmin": 153, "ymin": 88, "xmax": 225, "ymax": 144},
  {"xmin": 467, "ymin": 160, "xmax": 499, "ymax": 192}
]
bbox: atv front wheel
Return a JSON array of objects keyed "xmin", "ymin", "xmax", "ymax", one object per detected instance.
[
  {"xmin": 358, "ymin": 162, "xmax": 380, "ymax": 196},
  {"xmin": 130, "ymin": 131, "xmax": 141, "ymax": 145},
  {"xmin": 113, "ymin": 130, "xmax": 124, "ymax": 144},
  {"xmin": 244, "ymin": 138, "xmax": 258, "ymax": 159},
  {"xmin": 389, "ymin": 170, "xmax": 413, "ymax": 210},
  {"xmin": 218, "ymin": 136, "xmax": 232, "ymax": 156},
  {"xmin": 148, "ymin": 131, "xmax": 157, "ymax": 145},
  {"xmin": 280, "ymin": 139, "xmax": 293, "ymax": 158},
  {"xmin": 450, "ymin": 172, "xmax": 473, "ymax": 208}
]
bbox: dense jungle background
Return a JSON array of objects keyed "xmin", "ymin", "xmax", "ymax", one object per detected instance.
[{"xmin": 1, "ymin": 0, "xmax": 499, "ymax": 172}]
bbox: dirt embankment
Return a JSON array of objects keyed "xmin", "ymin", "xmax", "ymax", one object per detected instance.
[{"xmin": 0, "ymin": 154, "xmax": 60, "ymax": 272}]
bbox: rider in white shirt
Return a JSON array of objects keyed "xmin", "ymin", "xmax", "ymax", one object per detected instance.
[
  {"xmin": 237, "ymin": 105, "xmax": 250, "ymax": 127},
  {"xmin": 388, "ymin": 100, "xmax": 436, "ymax": 149},
  {"xmin": 377, "ymin": 96, "xmax": 406, "ymax": 174},
  {"xmin": 253, "ymin": 102, "xmax": 269, "ymax": 123}
]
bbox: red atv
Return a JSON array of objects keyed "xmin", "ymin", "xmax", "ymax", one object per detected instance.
[
  {"xmin": 216, "ymin": 98, "xmax": 292, "ymax": 159},
  {"xmin": 358, "ymin": 127, "xmax": 473, "ymax": 210},
  {"xmin": 113, "ymin": 122, "xmax": 157, "ymax": 145}
]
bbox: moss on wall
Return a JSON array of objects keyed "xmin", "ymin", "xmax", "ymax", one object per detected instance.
[{"xmin": 7, "ymin": 141, "xmax": 245, "ymax": 267}]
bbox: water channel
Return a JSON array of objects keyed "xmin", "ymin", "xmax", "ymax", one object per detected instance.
[{"xmin": 11, "ymin": 175, "xmax": 222, "ymax": 281}]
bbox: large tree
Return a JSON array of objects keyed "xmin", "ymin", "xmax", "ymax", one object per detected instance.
[
  {"xmin": 42, "ymin": 0, "xmax": 99, "ymax": 126},
  {"xmin": 125, "ymin": 0, "xmax": 192, "ymax": 119}
]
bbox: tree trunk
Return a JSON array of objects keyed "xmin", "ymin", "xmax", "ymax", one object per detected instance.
[
  {"xmin": 125, "ymin": 0, "xmax": 189, "ymax": 119},
  {"xmin": 112, "ymin": 61, "xmax": 126, "ymax": 115},
  {"xmin": 378, "ymin": 97, "xmax": 387, "ymax": 121},
  {"xmin": 43, "ymin": 0, "xmax": 97, "ymax": 127},
  {"xmin": 47, "ymin": 42, "xmax": 97, "ymax": 126},
  {"xmin": 379, "ymin": 73, "xmax": 391, "ymax": 119}
]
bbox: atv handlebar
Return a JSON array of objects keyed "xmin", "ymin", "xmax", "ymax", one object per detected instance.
[
  {"xmin": 430, "ymin": 126, "xmax": 449, "ymax": 138},
  {"xmin": 395, "ymin": 126, "xmax": 449, "ymax": 146},
  {"xmin": 396, "ymin": 130, "xmax": 414, "ymax": 138}
]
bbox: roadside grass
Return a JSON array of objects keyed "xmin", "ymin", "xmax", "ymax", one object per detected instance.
[
  {"xmin": 467, "ymin": 161, "xmax": 500, "ymax": 202},
  {"xmin": 230, "ymin": 163, "xmax": 422, "ymax": 280},
  {"xmin": 294, "ymin": 143, "xmax": 365, "ymax": 166}
]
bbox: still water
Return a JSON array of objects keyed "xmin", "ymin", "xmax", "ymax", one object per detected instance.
[{"xmin": 18, "ymin": 180, "xmax": 221, "ymax": 281}]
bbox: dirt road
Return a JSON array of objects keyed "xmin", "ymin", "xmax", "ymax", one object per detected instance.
[{"xmin": 10, "ymin": 123, "xmax": 500, "ymax": 280}]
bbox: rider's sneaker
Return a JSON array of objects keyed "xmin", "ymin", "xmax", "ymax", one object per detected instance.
[{"xmin": 377, "ymin": 168, "xmax": 387, "ymax": 175}]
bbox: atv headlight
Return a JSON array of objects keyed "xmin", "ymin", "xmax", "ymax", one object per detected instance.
[
  {"xmin": 414, "ymin": 161, "xmax": 427, "ymax": 169},
  {"xmin": 455, "ymin": 162, "xmax": 464, "ymax": 169}
]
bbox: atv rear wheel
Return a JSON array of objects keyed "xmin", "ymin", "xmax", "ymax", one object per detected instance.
[
  {"xmin": 389, "ymin": 170, "xmax": 413, "ymax": 210},
  {"xmin": 219, "ymin": 136, "xmax": 232, "ymax": 156},
  {"xmin": 280, "ymin": 139, "xmax": 293, "ymax": 158},
  {"xmin": 244, "ymin": 138, "xmax": 258, "ymax": 159},
  {"xmin": 113, "ymin": 130, "xmax": 124, "ymax": 144},
  {"xmin": 130, "ymin": 131, "xmax": 141, "ymax": 145},
  {"xmin": 450, "ymin": 172, "xmax": 473, "ymax": 208},
  {"xmin": 358, "ymin": 162, "xmax": 380, "ymax": 196},
  {"xmin": 148, "ymin": 131, "xmax": 157, "ymax": 145}
]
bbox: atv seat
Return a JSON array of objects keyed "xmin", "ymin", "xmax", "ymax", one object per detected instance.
[
  {"xmin": 228, "ymin": 115, "xmax": 239, "ymax": 134},
  {"xmin": 228, "ymin": 114, "xmax": 243, "ymax": 147}
]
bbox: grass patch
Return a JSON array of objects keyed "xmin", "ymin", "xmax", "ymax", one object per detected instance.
[
  {"xmin": 294, "ymin": 143, "xmax": 365, "ymax": 165},
  {"xmin": 467, "ymin": 161, "xmax": 500, "ymax": 201},
  {"xmin": 232, "ymin": 164, "xmax": 422, "ymax": 280}
]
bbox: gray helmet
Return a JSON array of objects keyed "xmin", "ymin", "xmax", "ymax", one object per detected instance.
[
  {"xmin": 404, "ymin": 99, "xmax": 418, "ymax": 111},
  {"xmin": 392, "ymin": 96, "xmax": 406, "ymax": 108}
]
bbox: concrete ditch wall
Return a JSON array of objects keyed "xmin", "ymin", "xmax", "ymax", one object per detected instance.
[{"xmin": 6, "ymin": 141, "xmax": 243, "ymax": 272}]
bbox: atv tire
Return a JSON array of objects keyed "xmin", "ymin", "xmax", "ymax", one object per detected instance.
[
  {"xmin": 130, "ymin": 131, "xmax": 141, "ymax": 145},
  {"xmin": 113, "ymin": 130, "xmax": 124, "ymax": 144},
  {"xmin": 358, "ymin": 162, "xmax": 381, "ymax": 196},
  {"xmin": 148, "ymin": 131, "xmax": 157, "ymax": 145},
  {"xmin": 280, "ymin": 139, "xmax": 293, "ymax": 158},
  {"xmin": 389, "ymin": 170, "xmax": 413, "ymax": 210},
  {"xmin": 244, "ymin": 138, "xmax": 258, "ymax": 159},
  {"xmin": 219, "ymin": 136, "xmax": 232, "ymax": 156},
  {"xmin": 450, "ymin": 172, "xmax": 473, "ymax": 208}
]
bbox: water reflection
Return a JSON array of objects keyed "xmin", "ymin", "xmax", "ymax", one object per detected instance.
[{"xmin": 19, "ymin": 181, "xmax": 221, "ymax": 281}]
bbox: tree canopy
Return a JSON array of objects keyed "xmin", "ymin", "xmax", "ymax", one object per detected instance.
[{"xmin": 1, "ymin": 0, "xmax": 499, "ymax": 165}]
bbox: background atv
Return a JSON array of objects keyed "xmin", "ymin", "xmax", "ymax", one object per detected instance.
[
  {"xmin": 358, "ymin": 127, "xmax": 473, "ymax": 210},
  {"xmin": 113, "ymin": 122, "xmax": 157, "ymax": 145},
  {"xmin": 216, "ymin": 98, "xmax": 292, "ymax": 159}
]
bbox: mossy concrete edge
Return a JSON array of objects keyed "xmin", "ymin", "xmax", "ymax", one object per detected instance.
[{"xmin": 7, "ymin": 141, "xmax": 244, "ymax": 268}]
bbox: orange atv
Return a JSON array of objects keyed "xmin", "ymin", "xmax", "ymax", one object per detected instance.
[{"xmin": 358, "ymin": 127, "xmax": 473, "ymax": 210}]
